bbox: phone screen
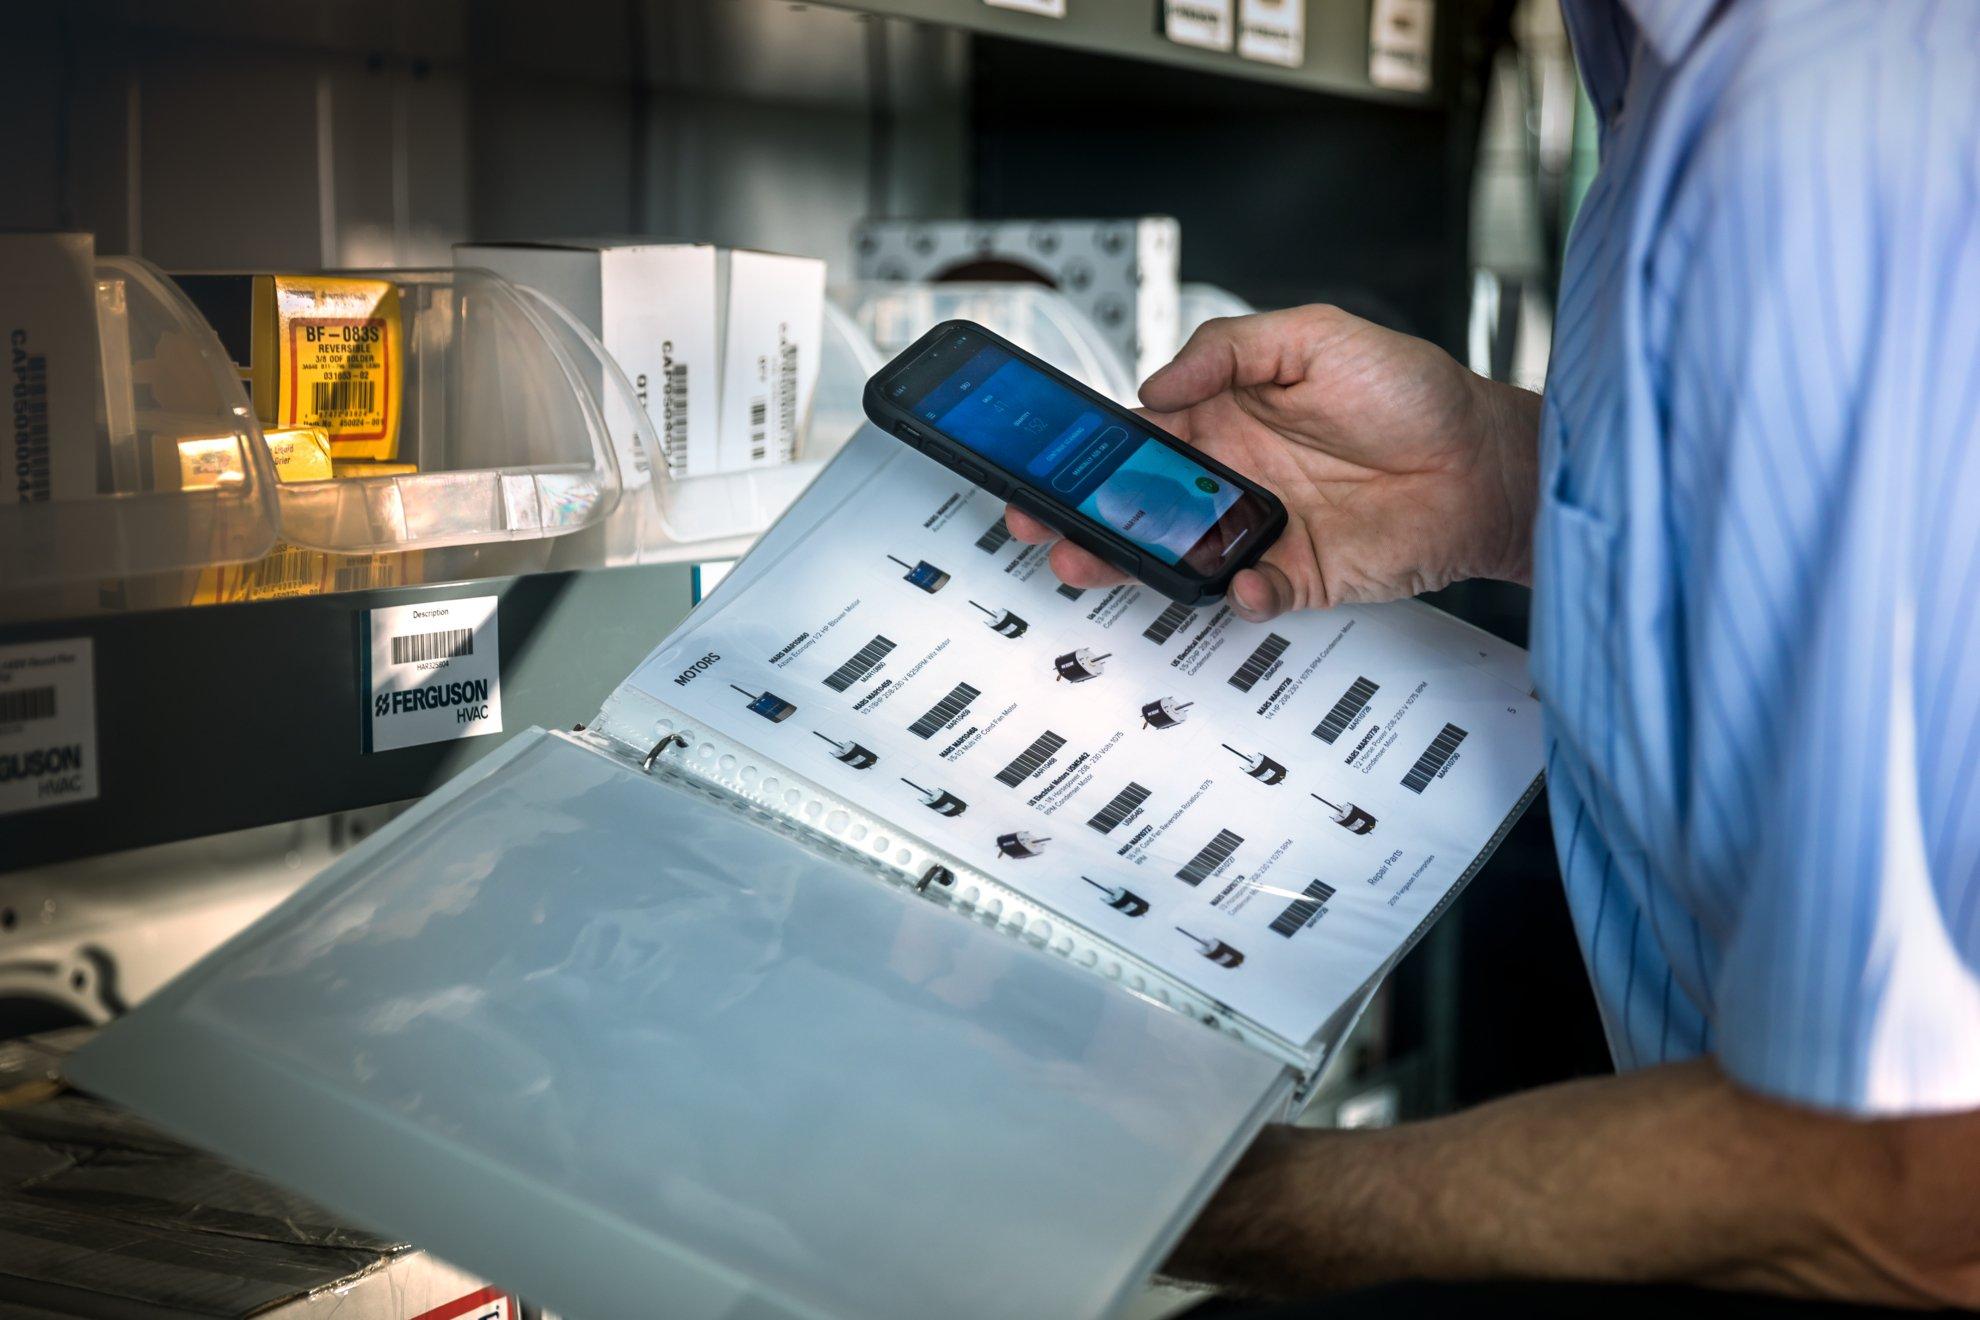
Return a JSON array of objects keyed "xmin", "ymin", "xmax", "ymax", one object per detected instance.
[{"xmin": 884, "ymin": 332, "xmax": 1275, "ymax": 577}]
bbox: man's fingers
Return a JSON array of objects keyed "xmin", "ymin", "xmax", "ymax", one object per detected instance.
[
  {"xmin": 1048, "ymin": 538, "xmax": 1131, "ymax": 589},
  {"xmin": 1139, "ymin": 308, "xmax": 1326, "ymax": 413},
  {"xmin": 1004, "ymin": 504, "xmax": 1056, "ymax": 543},
  {"xmin": 1228, "ymin": 562, "xmax": 1293, "ymax": 623}
]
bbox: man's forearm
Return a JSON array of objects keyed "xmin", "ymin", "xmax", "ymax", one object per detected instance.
[
  {"xmin": 1468, "ymin": 376, "xmax": 1543, "ymax": 587},
  {"xmin": 1167, "ymin": 1059, "xmax": 1980, "ymax": 1308}
]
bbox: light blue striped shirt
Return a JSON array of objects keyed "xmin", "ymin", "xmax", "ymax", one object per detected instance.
[{"xmin": 1533, "ymin": 0, "xmax": 1980, "ymax": 1115}]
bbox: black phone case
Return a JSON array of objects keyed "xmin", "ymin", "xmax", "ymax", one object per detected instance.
[{"xmin": 862, "ymin": 320, "xmax": 1286, "ymax": 605}]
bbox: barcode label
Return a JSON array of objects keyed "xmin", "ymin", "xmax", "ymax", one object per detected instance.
[
  {"xmin": 1401, "ymin": 722, "xmax": 1468, "ymax": 793},
  {"xmin": 390, "ymin": 628, "xmax": 474, "ymax": 665},
  {"xmin": 748, "ymin": 398, "xmax": 768, "ymax": 462},
  {"xmin": 1313, "ymin": 676, "xmax": 1380, "ymax": 744},
  {"xmin": 907, "ymin": 682, "xmax": 980, "ymax": 739},
  {"xmin": 975, "ymin": 518, "xmax": 1013, "ymax": 553},
  {"xmin": 662, "ymin": 361, "xmax": 689, "ymax": 477},
  {"xmin": 1227, "ymin": 633, "xmax": 1290, "ymax": 692},
  {"xmin": 332, "ymin": 556, "xmax": 390, "ymax": 593},
  {"xmin": 1142, "ymin": 602, "xmax": 1195, "ymax": 644},
  {"xmin": 0, "ymin": 687, "xmax": 56, "ymax": 724},
  {"xmin": 1086, "ymin": 781, "xmax": 1150, "ymax": 834},
  {"xmin": 996, "ymin": 731, "xmax": 1066, "ymax": 787},
  {"xmin": 248, "ymin": 544, "xmax": 318, "ymax": 596},
  {"xmin": 1176, "ymin": 828, "xmax": 1244, "ymax": 886},
  {"xmin": 1056, "ymin": 583, "xmax": 1087, "ymax": 600},
  {"xmin": 822, "ymin": 635, "xmax": 895, "ymax": 692},
  {"xmin": 776, "ymin": 338, "xmax": 799, "ymax": 459},
  {"xmin": 311, "ymin": 378, "xmax": 375, "ymax": 417},
  {"xmin": 1269, "ymin": 878, "xmax": 1338, "ymax": 937}
]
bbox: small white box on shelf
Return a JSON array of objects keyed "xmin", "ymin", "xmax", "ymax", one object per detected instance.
[
  {"xmin": 853, "ymin": 217, "xmax": 1181, "ymax": 386},
  {"xmin": 717, "ymin": 249, "xmax": 826, "ymax": 472},
  {"xmin": 2, "ymin": 232, "xmax": 103, "ymax": 505},
  {"xmin": 455, "ymin": 239, "xmax": 721, "ymax": 484}
]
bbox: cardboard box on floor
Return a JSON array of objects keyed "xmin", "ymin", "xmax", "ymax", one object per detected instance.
[{"xmin": 0, "ymin": 1031, "xmax": 517, "ymax": 1319}]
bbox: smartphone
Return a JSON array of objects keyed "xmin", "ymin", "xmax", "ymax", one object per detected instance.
[{"xmin": 863, "ymin": 320, "xmax": 1286, "ymax": 605}]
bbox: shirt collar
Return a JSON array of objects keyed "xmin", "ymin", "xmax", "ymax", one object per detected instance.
[{"xmin": 1617, "ymin": 0, "xmax": 1720, "ymax": 62}]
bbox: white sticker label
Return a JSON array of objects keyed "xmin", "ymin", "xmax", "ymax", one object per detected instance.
[
  {"xmin": 0, "ymin": 638, "xmax": 98, "ymax": 817},
  {"xmin": 983, "ymin": 0, "xmax": 1067, "ymax": 16},
  {"xmin": 363, "ymin": 596, "xmax": 503, "ymax": 753},
  {"xmin": 1237, "ymin": 0, "xmax": 1305, "ymax": 66},
  {"xmin": 1164, "ymin": 0, "xmax": 1235, "ymax": 50},
  {"xmin": 1369, "ymin": 0, "xmax": 1434, "ymax": 91}
]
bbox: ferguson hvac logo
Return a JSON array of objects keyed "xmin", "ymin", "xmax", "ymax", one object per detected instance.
[
  {"xmin": 674, "ymin": 652, "xmax": 720, "ymax": 686},
  {"xmin": 0, "ymin": 743, "xmax": 86, "ymax": 798}
]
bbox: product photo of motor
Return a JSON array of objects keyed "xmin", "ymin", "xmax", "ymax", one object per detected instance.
[
  {"xmin": 1223, "ymin": 744, "xmax": 1287, "ymax": 785},
  {"xmin": 995, "ymin": 830, "xmax": 1051, "ymax": 858},
  {"xmin": 813, "ymin": 731, "xmax": 879, "ymax": 769},
  {"xmin": 1053, "ymin": 648, "xmax": 1110, "ymax": 682},
  {"xmin": 732, "ymin": 685, "xmax": 797, "ymax": 722},
  {"xmin": 1176, "ymin": 927, "xmax": 1245, "ymax": 969},
  {"xmin": 969, "ymin": 600, "xmax": 1029, "ymax": 638},
  {"xmin": 1312, "ymin": 793, "xmax": 1379, "ymax": 835},
  {"xmin": 886, "ymin": 553, "xmax": 951, "ymax": 593},
  {"xmin": 1082, "ymin": 876, "xmax": 1150, "ymax": 917},
  {"xmin": 902, "ymin": 778, "xmax": 968, "ymax": 817},
  {"xmin": 1140, "ymin": 697, "xmax": 1192, "ymax": 729}
]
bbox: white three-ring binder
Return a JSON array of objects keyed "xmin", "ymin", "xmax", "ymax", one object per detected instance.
[{"xmin": 70, "ymin": 427, "xmax": 1543, "ymax": 1320}]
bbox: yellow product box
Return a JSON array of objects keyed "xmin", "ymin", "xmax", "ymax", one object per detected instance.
[
  {"xmin": 170, "ymin": 273, "xmax": 404, "ymax": 462},
  {"xmin": 331, "ymin": 460, "xmax": 419, "ymax": 478},
  {"xmin": 152, "ymin": 425, "xmax": 333, "ymax": 491},
  {"xmin": 188, "ymin": 544, "xmax": 423, "ymax": 607}
]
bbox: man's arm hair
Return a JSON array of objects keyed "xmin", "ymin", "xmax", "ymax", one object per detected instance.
[{"xmin": 1167, "ymin": 1059, "xmax": 1980, "ymax": 1308}]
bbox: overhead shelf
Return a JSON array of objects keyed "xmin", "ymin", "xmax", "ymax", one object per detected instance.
[{"xmin": 814, "ymin": 0, "xmax": 1439, "ymax": 103}]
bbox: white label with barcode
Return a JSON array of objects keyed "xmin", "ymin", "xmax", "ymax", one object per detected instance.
[
  {"xmin": 0, "ymin": 638, "xmax": 97, "ymax": 817},
  {"xmin": 363, "ymin": 595, "xmax": 503, "ymax": 753}
]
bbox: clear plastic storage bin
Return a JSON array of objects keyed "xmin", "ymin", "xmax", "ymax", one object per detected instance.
[
  {"xmin": 273, "ymin": 269, "xmax": 626, "ymax": 555},
  {"xmin": 638, "ymin": 300, "xmax": 883, "ymax": 557},
  {"xmin": 0, "ymin": 255, "xmax": 280, "ymax": 593},
  {"xmin": 833, "ymin": 281, "xmax": 1137, "ymax": 404}
]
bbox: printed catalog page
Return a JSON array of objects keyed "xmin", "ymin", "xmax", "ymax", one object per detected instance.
[{"xmin": 633, "ymin": 443, "xmax": 1544, "ymax": 1046}]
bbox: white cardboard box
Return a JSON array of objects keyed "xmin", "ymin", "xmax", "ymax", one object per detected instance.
[
  {"xmin": 2, "ymin": 232, "xmax": 101, "ymax": 504},
  {"xmin": 455, "ymin": 240, "xmax": 719, "ymax": 484},
  {"xmin": 716, "ymin": 248, "xmax": 825, "ymax": 471},
  {"xmin": 852, "ymin": 217, "xmax": 1181, "ymax": 386}
]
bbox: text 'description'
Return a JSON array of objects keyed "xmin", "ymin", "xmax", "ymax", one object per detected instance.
[{"xmin": 363, "ymin": 595, "xmax": 503, "ymax": 753}]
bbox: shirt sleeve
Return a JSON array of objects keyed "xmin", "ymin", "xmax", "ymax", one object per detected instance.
[{"xmin": 1654, "ymin": 28, "xmax": 1980, "ymax": 1115}]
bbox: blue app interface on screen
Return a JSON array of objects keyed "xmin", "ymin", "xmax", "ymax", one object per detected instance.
[{"xmin": 915, "ymin": 345, "xmax": 1239, "ymax": 565}]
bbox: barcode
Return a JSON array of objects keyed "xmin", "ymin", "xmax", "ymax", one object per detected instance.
[
  {"xmin": 1313, "ymin": 676, "xmax": 1380, "ymax": 744},
  {"xmin": 748, "ymin": 398, "xmax": 767, "ymax": 462},
  {"xmin": 248, "ymin": 544, "xmax": 318, "ymax": 596},
  {"xmin": 1176, "ymin": 828, "xmax": 1244, "ymax": 886},
  {"xmin": 1269, "ymin": 878, "xmax": 1338, "ymax": 937},
  {"xmin": 662, "ymin": 361, "xmax": 689, "ymax": 477},
  {"xmin": 975, "ymin": 518, "xmax": 1013, "ymax": 553},
  {"xmin": 995, "ymin": 730, "xmax": 1066, "ymax": 787},
  {"xmin": 907, "ymin": 682, "xmax": 980, "ymax": 739},
  {"xmin": 1227, "ymin": 633, "xmax": 1290, "ymax": 692},
  {"xmin": 1086, "ymin": 782, "xmax": 1150, "ymax": 834},
  {"xmin": 1401, "ymin": 723, "xmax": 1468, "ymax": 793},
  {"xmin": 1056, "ymin": 583, "xmax": 1087, "ymax": 600},
  {"xmin": 1142, "ymin": 602, "xmax": 1195, "ymax": 644},
  {"xmin": 310, "ymin": 378, "xmax": 375, "ymax": 417},
  {"xmin": 776, "ymin": 339, "xmax": 799, "ymax": 459},
  {"xmin": 0, "ymin": 686, "xmax": 56, "ymax": 724},
  {"xmin": 822, "ymin": 635, "xmax": 895, "ymax": 692},
  {"xmin": 390, "ymin": 628, "xmax": 474, "ymax": 665},
  {"xmin": 332, "ymin": 556, "xmax": 390, "ymax": 593}
]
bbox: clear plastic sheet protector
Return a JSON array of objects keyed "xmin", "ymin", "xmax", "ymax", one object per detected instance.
[{"xmin": 69, "ymin": 729, "xmax": 1291, "ymax": 1320}]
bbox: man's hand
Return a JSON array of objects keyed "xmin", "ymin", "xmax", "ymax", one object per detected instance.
[{"xmin": 1005, "ymin": 306, "xmax": 1543, "ymax": 622}]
